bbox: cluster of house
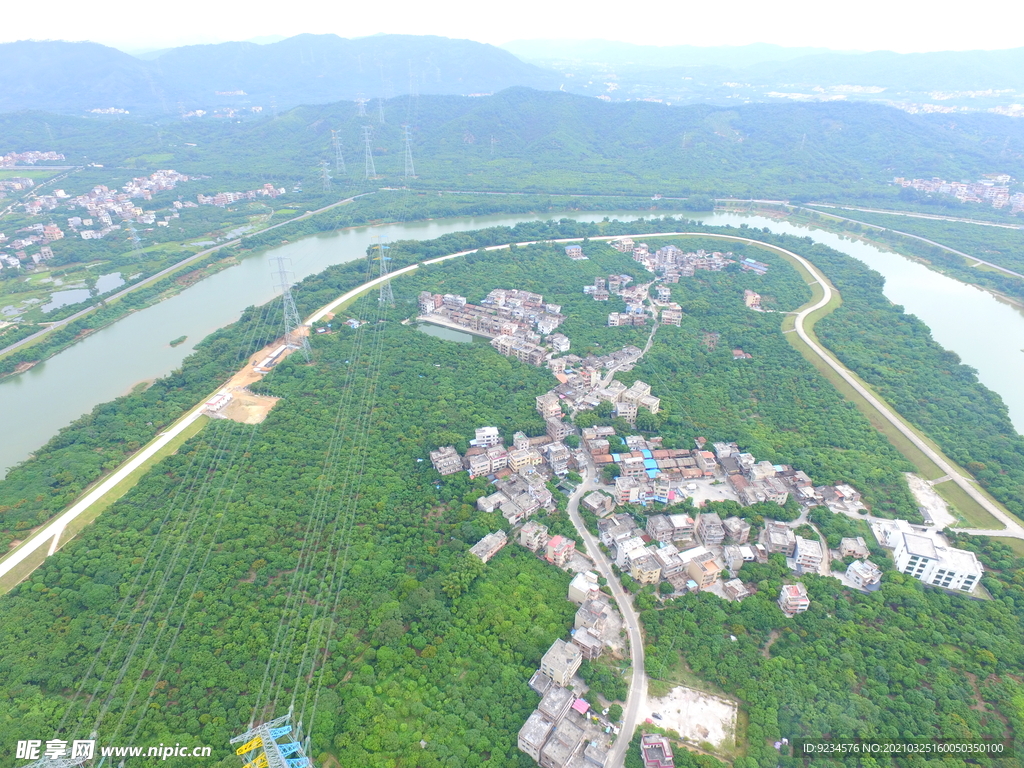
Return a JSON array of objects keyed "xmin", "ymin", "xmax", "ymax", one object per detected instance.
[
  {"xmin": 893, "ymin": 175, "xmax": 1024, "ymax": 213},
  {"xmin": 610, "ymin": 239, "xmax": 736, "ymax": 281},
  {"xmin": 418, "ymin": 288, "xmax": 567, "ymax": 366},
  {"xmin": 542, "ymin": 363, "xmax": 657, "ymax": 430},
  {"xmin": 517, "ymin": 572, "xmax": 620, "ymax": 768},
  {"xmin": 0, "ymin": 150, "xmax": 64, "ymax": 167},
  {"xmin": 711, "ymin": 441, "xmax": 862, "ymax": 510},
  {"xmin": 0, "ymin": 177, "xmax": 34, "ymax": 200},
  {"xmin": 196, "ymin": 183, "xmax": 286, "ymax": 207},
  {"xmin": 582, "ymin": 274, "xmax": 635, "ymax": 302}
]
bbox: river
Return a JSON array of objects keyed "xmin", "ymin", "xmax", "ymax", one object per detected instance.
[
  {"xmin": 699, "ymin": 211, "xmax": 1024, "ymax": 434},
  {"xmin": 0, "ymin": 211, "xmax": 643, "ymax": 477},
  {"xmin": 3, "ymin": 208, "xmax": 1023, "ymax": 478}
]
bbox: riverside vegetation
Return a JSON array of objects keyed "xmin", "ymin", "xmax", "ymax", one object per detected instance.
[{"xmin": 1, "ymin": 218, "xmax": 1023, "ymax": 765}]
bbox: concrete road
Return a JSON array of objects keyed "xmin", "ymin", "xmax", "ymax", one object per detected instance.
[
  {"xmin": 566, "ymin": 462, "xmax": 647, "ymax": 768},
  {"xmin": 0, "ymin": 404, "xmax": 207, "ymax": 583},
  {"xmin": 783, "ymin": 241, "xmax": 1024, "ymax": 539}
]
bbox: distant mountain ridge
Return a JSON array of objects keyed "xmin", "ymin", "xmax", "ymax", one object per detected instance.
[{"xmin": 0, "ymin": 35, "xmax": 556, "ymax": 114}]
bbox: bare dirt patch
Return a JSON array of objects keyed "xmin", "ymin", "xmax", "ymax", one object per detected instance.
[
  {"xmin": 220, "ymin": 389, "xmax": 281, "ymax": 424},
  {"xmin": 904, "ymin": 472, "xmax": 956, "ymax": 528},
  {"xmin": 641, "ymin": 685, "xmax": 737, "ymax": 750},
  {"xmin": 209, "ymin": 335, "xmax": 309, "ymax": 424}
]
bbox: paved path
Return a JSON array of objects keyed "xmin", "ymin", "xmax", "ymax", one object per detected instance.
[
  {"xmin": 0, "ymin": 403, "xmax": 207, "ymax": 583},
  {"xmin": 808, "ymin": 203, "xmax": 1024, "ymax": 231},
  {"xmin": 0, "ymin": 193, "xmax": 375, "ymax": 358},
  {"xmin": 780, "ymin": 237, "xmax": 1024, "ymax": 539},
  {"xmin": 566, "ymin": 465, "xmax": 646, "ymax": 768}
]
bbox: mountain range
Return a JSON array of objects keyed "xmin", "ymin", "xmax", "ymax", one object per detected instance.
[
  {"xmin": 0, "ymin": 35, "xmax": 554, "ymax": 114},
  {"xmin": 2, "ymin": 35, "xmax": 1024, "ymax": 117}
]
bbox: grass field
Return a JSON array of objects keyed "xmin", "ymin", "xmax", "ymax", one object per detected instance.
[{"xmin": 932, "ymin": 480, "xmax": 1003, "ymax": 529}]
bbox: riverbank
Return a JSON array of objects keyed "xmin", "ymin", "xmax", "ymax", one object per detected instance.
[{"xmin": 6, "ymin": 226, "xmax": 1020, "ymax": 593}]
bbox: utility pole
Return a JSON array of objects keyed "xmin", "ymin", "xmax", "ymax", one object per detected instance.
[
  {"xmin": 271, "ymin": 255, "xmax": 311, "ymax": 362},
  {"xmin": 374, "ymin": 238, "xmax": 394, "ymax": 307},
  {"xmin": 331, "ymin": 129, "xmax": 346, "ymax": 176},
  {"xmin": 363, "ymin": 126, "xmax": 377, "ymax": 180},
  {"xmin": 319, "ymin": 160, "xmax": 332, "ymax": 193},
  {"xmin": 403, "ymin": 126, "xmax": 416, "ymax": 180}
]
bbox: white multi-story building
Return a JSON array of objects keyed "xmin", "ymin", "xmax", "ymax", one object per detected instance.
[{"xmin": 874, "ymin": 519, "xmax": 982, "ymax": 593}]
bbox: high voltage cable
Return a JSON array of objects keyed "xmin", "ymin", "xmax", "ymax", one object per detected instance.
[{"xmin": 58, "ymin": 293, "xmax": 283, "ymax": 741}]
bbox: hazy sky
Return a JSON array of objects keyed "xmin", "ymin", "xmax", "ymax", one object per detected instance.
[{"xmin": 3, "ymin": 0, "xmax": 1019, "ymax": 53}]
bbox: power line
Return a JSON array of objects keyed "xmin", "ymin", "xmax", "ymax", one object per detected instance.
[
  {"xmin": 271, "ymin": 255, "xmax": 311, "ymax": 362},
  {"xmin": 363, "ymin": 126, "xmax": 377, "ymax": 180},
  {"xmin": 331, "ymin": 129, "xmax": 346, "ymax": 176},
  {"xmin": 403, "ymin": 126, "xmax": 416, "ymax": 180}
]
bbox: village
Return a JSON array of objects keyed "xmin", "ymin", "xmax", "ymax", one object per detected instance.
[
  {"xmin": 424, "ymin": 257, "xmax": 987, "ymax": 768},
  {"xmin": 892, "ymin": 174, "xmax": 1024, "ymax": 213},
  {"xmin": 0, "ymin": 154, "xmax": 288, "ymax": 269}
]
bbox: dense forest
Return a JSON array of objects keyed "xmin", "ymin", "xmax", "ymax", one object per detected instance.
[
  {"xmin": 3, "ymin": 91, "xmax": 1024, "ymax": 201},
  {"xmin": 2, "ymin": 214, "xmax": 1024, "ymax": 766},
  {"xmin": 0, "ymin": 313, "xmax": 578, "ymax": 767},
  {"xmin": 642, "ymin": 544, "xmax": 1024, "ymax": 768}
]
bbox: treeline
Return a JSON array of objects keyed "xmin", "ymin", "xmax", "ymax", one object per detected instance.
[
  {"xmin": 0, "ymin": 316, "xmax": 576, "ymax": 767},
  {"xmin": 6, "ymin": 93, "xmax": 1024, "ymax": 202},
  {"xmin": 800, "ymin": 207, "xmax": 1024, "ymax": 304}
]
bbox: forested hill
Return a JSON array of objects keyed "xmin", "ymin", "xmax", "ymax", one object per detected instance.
[
  {"xmin": 3, "ymin": 89, "xmax": 1023, "ymax": 201},
  {"xmin": 0, "ymin": 35, "xmax": 556, "ymax": 114}
]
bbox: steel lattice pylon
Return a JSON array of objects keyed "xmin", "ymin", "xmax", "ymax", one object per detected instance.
[
  {"xmin": 271, "ymin": 256, "xmax": 311, "ymax": 362},
  {"xmin": 374, "ymin": 239, "xmax": 393, "ymax": 307},
  {"xmin": 331, "ymin": 129, "xmax": 346, "ymax": 176},
  {"xmin": 231, "ymin": 714, "xmax": 312, "ymax": 768},
  {"xmin": 403, "ymin": 126, "xmax": 416, "ymax": 180},
  {"xmin": 363, "ymin": 126, "xmax": 376, "ymax": 180}
]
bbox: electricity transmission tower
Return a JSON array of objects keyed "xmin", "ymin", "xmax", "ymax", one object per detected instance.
[
  {"xmin": 127, "ymin": 224, "xmax": 144, "ymax": 255},
  {"xmin": 377, "ymin": 97, "xmax": 385, "ymax": 125},
  {"xmin": 356, "ymin": 96, "xmax": 367, "ymax": 117},
  {"xmin": 363, "ymin": 126, "xmax": 377, "ymax": 180},
  {"xmin": 374, "ymin": 239, "xmax": 394, "ymax": 306},
  {"xmin": 403, "ymin": 126, "xmax": 416, "ymax": 180},
  {"xmin": 231, "ymin": 713, "xmax": 312, "ymax": 768},
  {"xmin": 331, "ymin": 129, "xmax": 346, "ymax": 175},
  {"xmin": 319, "ymin": 160, "xmax": 332, "ymax": 193},
  {"xmin": 271, "ymin": 255, "xmax": 310, "ymax": 361}
]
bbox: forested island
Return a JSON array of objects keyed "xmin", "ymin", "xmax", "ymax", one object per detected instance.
[{"xmin": 2, "ymin": 217, "xmax": 1023, "ymax": 767}]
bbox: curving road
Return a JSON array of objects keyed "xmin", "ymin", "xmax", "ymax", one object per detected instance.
[
  {"xmin": 566, "ymin": 468, "xmax": 646, "ymax": 768},
  {"xmin": 777, "ymin": 238, "xmax": 1024, "ymax": 539}
]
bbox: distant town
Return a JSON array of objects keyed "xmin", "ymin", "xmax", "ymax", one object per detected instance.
[
  {"xmin": 893, "ymin": 174, "xmax": 1024, "ymax": 213},
  {"xmin": 0, "ymin": 154, "xmax": 288, "ymax": 270}
]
